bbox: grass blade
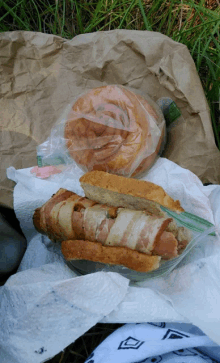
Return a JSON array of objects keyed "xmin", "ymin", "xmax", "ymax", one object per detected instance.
[
  {"xmin": 53, "ymin": 0, "xmax": 59, "ymax": 35},
  {"xmin": 179, "ymin": 18, "xmax": 220, "ymax": 35},
  {"xmin": 146, "ymin": 0, "xmax": 164, "ymax": 19},
  {"xmin": 0, "ymin": 0, "xmax": 24, "ymax": 23},
  {"xmin": 118, "ymin": 0, "xmax": 137, "ymax": 29},
  {"xmin": 85, "ymin": 14, "xmax": 109, "ymax": 33},
  {"xmin": 30, "ymin": 0, "xmax": 42, "ymax": 33},
  {"xmin": 84, "ymin": 0, "xmax": 103, "ymax": 33},
  {"xmin": 74, "ymin": 0, "xmax": 84, "ymax": 34},
  {"xmin": 61, "ymin": 0, "xmax": 66, "ymax": 37},
  {"xmin": 197, "ymin": 21, "xmax": 220, "ymax": 70},
  {"xmin": 138, "ymin": 0, "xmax": 152, "ymax": 31},
  {"xmin": 2, "ymin": 1, "xmax": 30, "ymax": 29}
]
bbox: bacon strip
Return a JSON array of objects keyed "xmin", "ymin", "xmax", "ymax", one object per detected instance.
[
  {"xmin": 152, "ymin": 231, "xmax": 178, "ymax": 259},
  {"xmin": 83, "ymin": 204, "xmax": 110, "ymax": 241},
  {"xmin": 105, "ymin": 208, "xmax": 173, "ymax": 255},
  {"xmin": 177, "ymin": 227, "xmax": 191, "ymax": 254},
  {"xmin": 49, "ymin": 200, "xmax": 71, "ymax": 241},
  {"xmin": 57, "ymin": 195, "xmax": 83, "ymax": 240},
  {"xmin": 44, "ymin": 189, "xmax": 76, "ymax": 241},
  {"xmin": 136, "ymin": 216, "xmax": 173, "ymax": 254},
  {"xmin": 72, "ymin": 211, "xmax": 85, "ymax": 239},
  {"xmin": 71, "ymin": 199, "xmax": 97, "ymax": 240},
  {"xmin": 95, "ymin": 218, "xmax": 115, "ymax": 244},
  {"xmin": 105, "ymin": 209, "xmax": 136, "ymax": 247}
]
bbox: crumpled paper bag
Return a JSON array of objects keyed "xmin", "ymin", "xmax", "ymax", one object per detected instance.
[
  {"xmin": 1, "ymin": 30, "xmax": 220, "ymax": 209},
  {"xmin": 0, "ymin": 156, "xmax": 219, "ymax": 363}
]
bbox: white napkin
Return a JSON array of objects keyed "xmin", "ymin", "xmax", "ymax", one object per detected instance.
[
  {"xmin": 1, "ymin": 157, "xmax": 220, "ymax": 363},
  {"xmin": 0, "ymin": 266, "xmax": 129, "ymax": 363}
]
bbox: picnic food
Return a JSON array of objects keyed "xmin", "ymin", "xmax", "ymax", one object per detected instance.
[
  {"xmin": 64, "ymin": 85, "xmax": 165, "ymax": 177},
  {"xmin": 80, "ymin": 170, "xmax": 184, "ymax": 217},
  {"xmin": 33, "ymin": 172, "xmax": 191, "ymax": 273}
]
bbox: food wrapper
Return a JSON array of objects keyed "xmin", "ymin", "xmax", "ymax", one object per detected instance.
[{"xmin": 36, "ymin": 85, "xmax": 166, "ymax": 178}]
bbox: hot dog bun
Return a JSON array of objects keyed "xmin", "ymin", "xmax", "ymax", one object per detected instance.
[
  {"xmin": 80, "ymin": 170, "xmax": 184, "ymax": 217},
  {"xmin": 61, "ymin": 240, "xmax": 161, "ymax": 273}
]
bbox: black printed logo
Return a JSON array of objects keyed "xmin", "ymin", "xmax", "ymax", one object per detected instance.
[
  {"xmin": 162, "ymin": 329, "xmax": 189, "ymax": 340},
  {"xmin": 148, "ymin": 323, "xmax": 166, "ymax": 328},
  {"xmin": 173, "ymin": 348, "xmax": 197, "ymax": 356},
  {"xmin": 118, "ymin": 336, "xmax": 145, "ymax": 350}
]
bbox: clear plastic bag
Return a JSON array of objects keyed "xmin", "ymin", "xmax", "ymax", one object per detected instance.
[
  {"xmin": 36, "ymin": 85, "xmax": 166, "ymax": 178},
  {"xmin": 67, "ymin": 209, "xmax": 216, "ymax": 282}
]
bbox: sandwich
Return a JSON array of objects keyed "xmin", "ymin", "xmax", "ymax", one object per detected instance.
[{"xmin": 33, "ymin": 171, "xmax": 191, "ymax": 273}]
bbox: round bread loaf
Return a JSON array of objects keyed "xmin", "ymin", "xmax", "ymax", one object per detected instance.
[{"xmin": 64, "ymin": 85, "xmax": 165, "ymax": 177}]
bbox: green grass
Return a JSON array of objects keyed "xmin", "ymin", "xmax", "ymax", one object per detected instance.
[
  {"xmin": 0, "ymin": 1, "xmax": 220, "ymax": 362},
  {"xmin": 0, "ymin": 0, "xmax": 219, "ymax": 148}
]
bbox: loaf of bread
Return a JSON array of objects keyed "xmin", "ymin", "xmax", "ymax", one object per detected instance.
[
  {"xmin": 64, "ymin": 85, "xmax": 165, "ymax": 177},
  {"xmin": 80, "ymin": 170, "xmax": 184, "ymax": 217}
]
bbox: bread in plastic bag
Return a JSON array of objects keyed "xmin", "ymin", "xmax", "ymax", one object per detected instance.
[{"xmin": 37, "ymin": 85, "xmax": 166, "ymax": 178}]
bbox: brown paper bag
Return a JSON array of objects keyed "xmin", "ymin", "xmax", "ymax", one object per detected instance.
[{"xmin": 1, "ymin": 30, "xmax": 219, "ymax": 209}]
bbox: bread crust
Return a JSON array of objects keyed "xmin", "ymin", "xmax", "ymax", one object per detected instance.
[
  {"xmin": 80, "ymin": 171, "xmax": 184, "ymax": 214},
  {"xmin": 61, "ymin": 239, "xmax": 161, "ymax": 273},
  {"xmin": 33, "ymin": 208, "xmax": 42, "ymax": 234}
]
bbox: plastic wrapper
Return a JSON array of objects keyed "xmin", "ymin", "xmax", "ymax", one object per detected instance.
[{"xmin": 37, "ymin": 85, "xmax": 166, "ymax": 178}]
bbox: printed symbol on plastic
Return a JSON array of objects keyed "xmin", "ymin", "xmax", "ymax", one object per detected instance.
[
  {"xmin": 135, "ymin": 356, "xmax": 162, "ymax": 363},
  {"xmin": 118, "ymin": 336, "xmax": 145, "ymax": 350},
  {"xmin": 148, "ymin": 322, "xmax": 166, "ymax": 328},
  {"xmin": 197, "ymin": 261, "xmax": 206, "ymax": 269},
  {"xmin": 34, "ymin": 347, "xmax": 47, "ymax": 354},
  {"xmin": 162, "ymin": 329, "xmax": 189, "ymax": 340},
  {"xmin": 173, "ymin": 348, "xmax": 197, "ymax": 356}
]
